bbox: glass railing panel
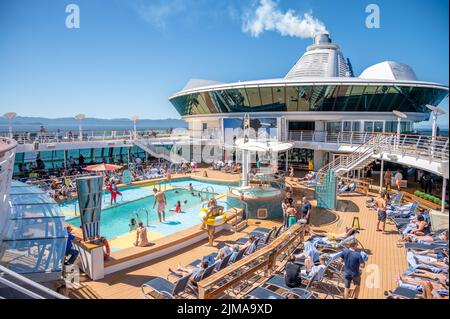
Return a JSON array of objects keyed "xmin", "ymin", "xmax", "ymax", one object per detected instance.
[{"xmin": 0, "ymin": 238, "xmax": 66, "ymax": 274}]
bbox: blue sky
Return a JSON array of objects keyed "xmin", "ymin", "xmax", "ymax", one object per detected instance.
[{"xmin": 0, "ymin": 0, "xmax": 448, "ymax": 126}]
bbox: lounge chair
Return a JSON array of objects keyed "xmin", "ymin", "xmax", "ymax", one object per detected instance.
[
  {"xmin": 263, "ymin": 275, "xmax": 315, "ymax": 299},
  {"xmin": 215, "ymin": 253, "xmax": 232, "ymax": 272},
  {"xmin": 388, "ymin": 287, "xmax": 417, "ymax": 299},
  {"xmin": 404, "ymin": 242, "xmax": 448, "ymax": 251},
  {"xmin": 245, "ymin": 287, "xmax": 286, "ymax": 299},
  {"xmin": 231, "ymin": 248, "xmax": 247, "ymax": 263},
  {"xmin": 236, "ymin": 228, "xmax": 275, "ymax": 246},
  {"xmin": 141, "ymin": 274, "xmax": 191, "ymax": 299},
  {"xmin": 289, "ymin": 288, "xmax": 315, "ymax": 299}
]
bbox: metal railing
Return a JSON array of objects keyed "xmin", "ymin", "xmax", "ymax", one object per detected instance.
[
  {"xmin": 133, "ymin": 139, "xmax": 187, "ymax": 163},
  {"xmin": 1, "ymin": 129, "xmax": 185, "ymax": 145},
  {"xmin": 289, "ymin": 130, "xmax": 449, "ymax": 162},
  {"xmin": 317, "ymin": 134, "xmax": 390, "ymax": 177}
]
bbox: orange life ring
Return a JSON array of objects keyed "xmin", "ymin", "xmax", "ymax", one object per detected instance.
[{"xmin": 102, "ymin": 238, "xmax": 110, "ymax": 260}]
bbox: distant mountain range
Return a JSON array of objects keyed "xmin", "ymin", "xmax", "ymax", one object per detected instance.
[{"xmin": 0, "ymin": 116, "xmax": 188, "ymax": 132}]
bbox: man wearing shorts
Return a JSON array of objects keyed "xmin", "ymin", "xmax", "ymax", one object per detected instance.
[
  {"xmin": 153, "ymin": 188, "xmax": 167, "ymax": 222},
  {"xmin": 376, "ymin": 191, "xmax": 387, "ymax": 233},
  {"xmin": 339, "ymin": 241, "xmax": 365, "ymax": 299}
]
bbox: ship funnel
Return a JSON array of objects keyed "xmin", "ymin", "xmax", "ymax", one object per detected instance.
[{"xmin": 314, "ymin": 33, "xmax": 331, "ymax": 45}]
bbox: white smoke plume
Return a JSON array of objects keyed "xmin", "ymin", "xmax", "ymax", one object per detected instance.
[{"xmin": 242, "ymin": 0, "xmax": 327, "ymax": 38}]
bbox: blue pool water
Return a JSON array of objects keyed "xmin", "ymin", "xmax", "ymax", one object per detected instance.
[{"xmin": 63, "ymin": 178, "xmax": 237, "ymax": 240}]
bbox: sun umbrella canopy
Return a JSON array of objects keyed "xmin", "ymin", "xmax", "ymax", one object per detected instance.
[
  {"xmin": 234, "ymin": 138, "xmax": 293, "ymax": 152},
  {"xmin": 84, "ymin": 163, "xmax": 122, "ymax": 172}
]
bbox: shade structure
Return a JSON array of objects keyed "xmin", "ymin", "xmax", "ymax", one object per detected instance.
[
  {"xmin": 84, "ymin": 163, "xmax": 122, "ymax": 172},
  {"xmin": 234, "ymin": 138, "xmax": 293, "ymax": 153}
]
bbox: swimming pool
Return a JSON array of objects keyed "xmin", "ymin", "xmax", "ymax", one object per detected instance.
[{"xmin": 63, "ymin": 178, "xmax": 237, "ymax": 242}]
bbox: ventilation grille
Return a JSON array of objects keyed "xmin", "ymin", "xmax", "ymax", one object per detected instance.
[{"xmin": 285, "ymin": 52, "xmax": 329, "ymax": 78}]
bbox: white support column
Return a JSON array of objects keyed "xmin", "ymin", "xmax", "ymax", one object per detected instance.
[
  {"xmin": 442, "ymin": 178, "xmax": 447, "ymax": 213},
  {"xmin": 241, "ymin": 149, "xmax": 250, "ymax": 186},
  {"xmin": 285, "ymin": 151, "xmax": 289, "ymax": 172},
  {"xmin": 379, "ymin": 158, "xmax": 384, "ymax": 190}
]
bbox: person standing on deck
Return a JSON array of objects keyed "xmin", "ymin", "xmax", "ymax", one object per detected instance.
[
  {"xmin": 394, "ymin": 169, "xmax": 403, "ymax": 191},
  {"xmin": 286, "ymin": 205, "xmax": 297, "ymax": 227},
  {"xmin": 301, "ymin": 196, "xmax": 312, "ymax": 231},
  {"xmin": 338, "ymin": 241, "xmax": 366, "ymax": 299},
  {"xmin": 384, "ymin": 168, "xmax": 392, "ymax": 190},
  {"xmin": 376, "ymin": 191, "xmax": 387, "ymax": 233},
  {"xmin": 153, "ymin": 188, "xmax": 167, "ymax": 222},
  {"xmin": 285, "ymin": 187, "xmax": 294, "ymax": 205},
  {"xmin": 281, "ymin": 198, "xmax": 290, "ymax": 228},
  {"xmin": 289, "ymin": 165, "xmax": 295, "ymax": 178}
]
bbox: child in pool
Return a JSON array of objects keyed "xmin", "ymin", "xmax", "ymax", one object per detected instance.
[{"xmin": 170, "ymin": 201, "xmax": 182, "ymax": 214}]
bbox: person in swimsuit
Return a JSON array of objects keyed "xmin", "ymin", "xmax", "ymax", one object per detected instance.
[
  {"xmin": 153, "ymin": 188, "xmax": 167, "ymax": 222},
  {"xmin": 108, "ymin": 179, "xmax": 122, "ymax": 205},
  {"xmin": 170, "ymin": 201, "xmax": 182, "ymax": 214},
  {"xmin": 286, "ymin": 205, "xmax": 297, "ymax": 227},
  {"xmin": 375, "ymin": 191, "xmax": 387, "ymax": 233},
  {"xmin": 134, "ymin": 222, "xmax": 149, "ymax": 247}
]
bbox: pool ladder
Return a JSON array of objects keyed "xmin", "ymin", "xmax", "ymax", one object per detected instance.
[
  {"xmin": 199, "ymin": 186, "xmax": 215, "ymax": 201},
  {"xmin": 130, "ymin": 208, "xmax": 150, "ymax": 227}
]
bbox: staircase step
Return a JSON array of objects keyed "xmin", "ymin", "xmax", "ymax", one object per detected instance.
[
  {"xmin": 231, "ymin": 220, "xmax": 248, "ymax": 232},
  {"xmin": 227, "ymin": 216, "xmax": 243, "ymax": 226}
]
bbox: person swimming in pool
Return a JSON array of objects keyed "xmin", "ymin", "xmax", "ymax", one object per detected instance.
[
  {"xmin": 129, "ymin": 218, "xmax": 138, "ymax": 232},
  {"xmin": 188, "ymin": 183, "xmax": 195, "ymax": 196},
  {"xmin": 170, "ymin": 201, "xmax": 182, "ymax": 214}
]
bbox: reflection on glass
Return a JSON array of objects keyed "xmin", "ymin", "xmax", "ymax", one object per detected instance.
[{"xmin": 364, "ymin": 121, "xmax": 374, "ymax": 132}]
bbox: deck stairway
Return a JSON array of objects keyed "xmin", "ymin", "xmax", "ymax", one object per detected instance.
[
  {"xmin": 226, "ymin": 215, "xmax": 248, "ymax": 232},
  {"xmin": 317, "ymin": 133, "xmax": 391, "ymax": 178},
  {"xmin": 133, "ymin": 139, "xmax": 185, "ymax": 163}
]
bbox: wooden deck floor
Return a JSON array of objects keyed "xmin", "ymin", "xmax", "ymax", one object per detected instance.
[
  {"xmin": 71, "ymin": 173, "xmax": 407, "ymax": 299},
  {"xmin": 288, "ymin": 179, "xmax": 407, "ymax": 299}
]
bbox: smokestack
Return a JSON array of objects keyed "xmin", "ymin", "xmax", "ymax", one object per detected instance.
[{"xmin": 314, "ymin": 33, "xmax": 331, "ymax": 45}]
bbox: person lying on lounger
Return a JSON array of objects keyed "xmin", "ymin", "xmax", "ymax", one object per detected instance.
[
  {"xmin": 402, "ymin": 229, "xmax": 448, "ymax": 245},
  {"xmin": 301, "ymin": 254, "xmax": 328, "ymax": 280},
  {"xmin": 226, "ymin": 235, "xmax": 257, "ymax": 256},
  {"xmin": 298, "ymin": 171, "xmax": 316, "ymax": 182},
  {"xmin": 396, "ymin": 275, "xmax": 449, "ymax": 299},
  {"xmin": 401, "ymin": 215, "xmax": 429, "ymax": 236},
  {"xmin": 338, "ymin": 181, "xmax": 357, "ymax": 194},
  {"xmin": 170, "ymin": 259, "xmax": 209, "ymax": 285},
  {"xmin": 309, "ymin": 227, "xmax": 359, "ymax": 242},
  {"xmin": 406, "ymin": 251, "xmax": 448, "ymax": 274},
  {"xmin": 405, "ymin": 269, "xmax": 449, "ymax": 282}
]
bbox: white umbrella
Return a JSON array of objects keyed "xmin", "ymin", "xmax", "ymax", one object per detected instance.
[
  {"xmin": 3, "ymin": 112, "xmax": 17, "ymax": 138},
  {"xmin": 74, "ymin": 114, "xmax": 86, "ymax": 141},
  {"xmin": 130, "ymin": 115, "xmax": 139, "ymax": 139}
]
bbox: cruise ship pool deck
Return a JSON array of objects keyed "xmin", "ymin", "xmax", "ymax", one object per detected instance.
[{"xmin": 66, "ymin": 170, "xmax": 409, "ymax": 300}]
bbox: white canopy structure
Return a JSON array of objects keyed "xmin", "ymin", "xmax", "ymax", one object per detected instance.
[{"xmin": 234, "ymin": 138, "xmax": 294, "ymax": 153}]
